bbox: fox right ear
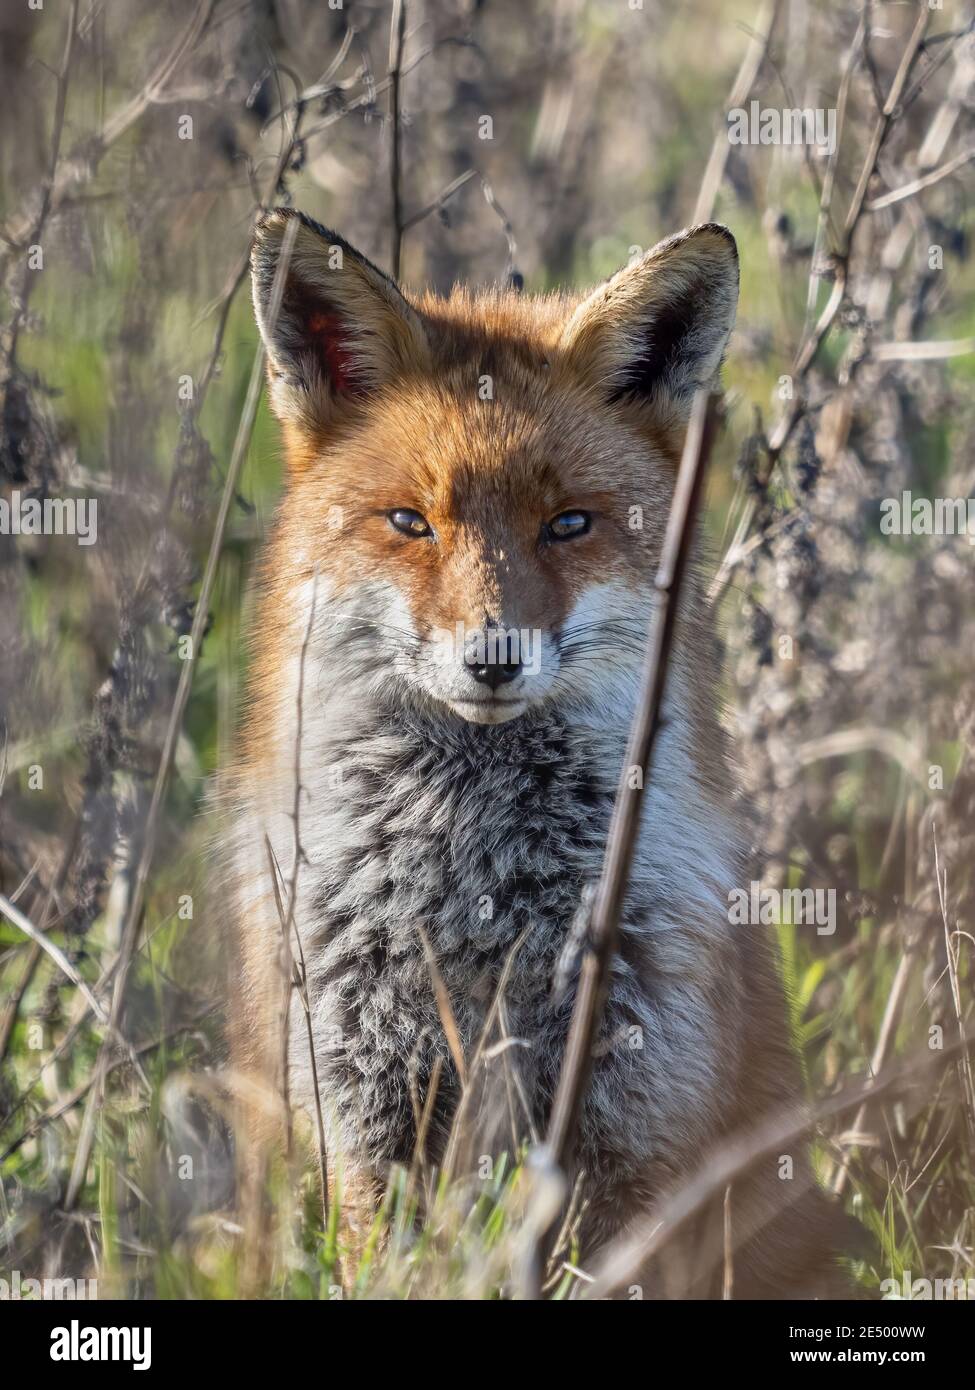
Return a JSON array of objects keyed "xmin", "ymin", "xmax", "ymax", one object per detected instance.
[
  {"xmin": 558, "ymin": 223, "xmax": 738, "ymax": 424},
  {"xmin": 250, "ymin": 209, "xmax": 428, "ymax": 434}
]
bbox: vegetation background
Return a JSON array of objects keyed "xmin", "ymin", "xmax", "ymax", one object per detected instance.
[{"xmin": 1, "ymin": 0, "xmax": 973, "ymax": 1298}]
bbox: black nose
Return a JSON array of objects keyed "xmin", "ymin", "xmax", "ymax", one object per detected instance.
[
  {"xmin": 469, "ymin": 657, "xmax": 522, "ymax": 690},
  {"xmin": 465, "ymin": 629, "xmax": 523, "ymax": 690}
]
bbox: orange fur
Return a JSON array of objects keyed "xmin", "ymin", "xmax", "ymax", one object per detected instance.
[{"xmin": 223, "ymin": 211, "xmax": 845, "ymax": 1297}]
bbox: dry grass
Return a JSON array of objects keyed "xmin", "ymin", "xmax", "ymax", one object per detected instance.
[{"xmin": 1, "ymin": 0, "xmax": 973, "ymax": 1299}]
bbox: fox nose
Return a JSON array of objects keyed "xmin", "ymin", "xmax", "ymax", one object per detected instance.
[
  {"xmin": 469, "ymin": 656, "xmax": 522, "ymax": 690},
  {"xmin": 465, "ymin": 628, "xmax": 523, "ymax": 690}
]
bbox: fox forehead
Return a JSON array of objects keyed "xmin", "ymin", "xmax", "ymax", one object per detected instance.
[
  {"xmin": 413, "ymin": 281, "xmax": 572, "ymax": 365},
  {"xmin": 288, "ymin": 283, "xmax": 679, "ymax": 517},
  {"xmin": 313, "ymin": 378, "xmax": 675, "ymax": 512},
  {"xmin": 275, "ymin": 294, "xmax": 678, "ymax": 629},
  {"xmin": 280, "ymin": 391, "xmax": 672, "ymax": 640}
]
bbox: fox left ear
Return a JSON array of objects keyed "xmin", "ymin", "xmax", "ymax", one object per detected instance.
[
  {"xmin": 250, "ymin": 208, "xmax": 429, "ymax": 436},
  {"xmin": 558, "ymin": 224, "xmax": 738, "ymax": 418}
]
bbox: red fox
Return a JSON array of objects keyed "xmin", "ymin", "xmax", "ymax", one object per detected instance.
[{"xmin": 224, "ymin": 208, "xmax": 842, "ymax": 1296}]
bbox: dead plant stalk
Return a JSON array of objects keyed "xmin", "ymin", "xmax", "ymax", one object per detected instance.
[{"xmin": 539, "ymin": 389, "xmax": 720, "ymax": 1246}]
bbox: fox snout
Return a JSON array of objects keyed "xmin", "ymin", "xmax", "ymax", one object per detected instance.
[
  {"xmin": 423, "ymin": 620, "xmax": 547, "ymax": 724},
  {"xmin": 464, "ymin": 626, "xmax": 523, "ymax": 690}
]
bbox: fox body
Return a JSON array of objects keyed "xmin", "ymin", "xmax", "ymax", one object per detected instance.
[{"xmin": 225, "ymin": 210, "xmax": 838, "ymax": 1295}]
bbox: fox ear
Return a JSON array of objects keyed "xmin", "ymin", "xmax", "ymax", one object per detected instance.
[
  {"xmin": 250, "ymin": 209, "xmax": 428, "ymax": 432},
  {"xmin": 558, "ymin": 224, "xmax": 738, "ymax": 419}
]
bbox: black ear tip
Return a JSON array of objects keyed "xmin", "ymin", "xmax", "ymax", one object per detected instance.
[
  {"xmin": 253, "ymin": 206, "xmax": 297, "ymax": 239},
  {"xmin": 687, "ymin": 222, "xmax": 738, "ymax": 259},
  {"xmin": 249, "ymin": 209, "xmax": 407, "ymax": 316},
  {"xmin": 252, "ymin": 206, "xmax": 345, "ymax": 251},
  {"xmin": 251, "ymin": 209, "xmax": 293, "ymax": 276}
]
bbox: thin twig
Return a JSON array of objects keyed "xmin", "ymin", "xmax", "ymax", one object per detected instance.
[
  {"xmin": 402, "ymin": 168, "xmax": 476, "ymax": 232},
  {"xmin": 63, "ymin": 216, "xmax": 300, "ymax": 1212},
  {"xmin": 933, "ymin": 827, "xmax": 975, "ymax": 1140},
  {"xmin": 722, "ymin": 1185, "xmax": 734, "ymax": 1300},
  {"xmin": 0, "ymin": 824, "xmax": 79, "ymax": 1063},
  {"xmin": 0, "ymin": 893, "xmax": 107, "ymax": 1026},
  {"xmin": 262, "ymin": 567, "xmax": 330, "ymax": 1221},
  {"xmin": 692, "ymin": 0, "xmax": 782, "ymax": 225},
  {"xmin": 441, "ymin": 926, "xmax": 532, "ymax": 1183},
  {"xmin": 277, "ymin": 571, "xmax": 320, "ymax": 1166},
  {"xmin": 832, "ymin": 909, "xmax": 923, "ymax": 1196},
  {"xmin": 802, "ymin": 7, "xmax": 866, "ymax": 332},
  {"xmin": 867, "ymin": 146, "xmax": 975, "ymax": 210},
  {"xmin": 870, "ymin": 337, "xmax": 975, "ymax": 362},
  {"xmin": 388, "ymin": 0, "xmax": 407, "ymax": 280},
  {"xmin": 416, "ymin": 924, "xmax": 467, "ymax": 1087},
  {"xmin": 0, "ymin": 1009, "xmax": 214, "ymax": 1165},
  {"xmin": 710, "ymin": 6, "xmax": 933, "ymax": 606},
  {"xmin": 541, "ymin": 389, "xmax": 720, "ymax": 1196}
]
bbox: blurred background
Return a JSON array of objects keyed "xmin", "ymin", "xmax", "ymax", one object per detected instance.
[{"xmin": 1, "ymin": 0, "xmax": 973, "ymax": 1298}]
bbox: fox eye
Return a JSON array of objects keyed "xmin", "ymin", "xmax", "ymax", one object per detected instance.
[
  {"xmin": 388, "ymin": 508, "xmax": 432, "ymax": 538},
  {"xmin": 547, "ymin": 510, "xmax": 591, "ymax": 541}
]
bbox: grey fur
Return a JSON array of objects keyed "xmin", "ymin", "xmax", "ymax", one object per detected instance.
[{"xmin": 230, "ymin": 579, "xmax": 749, "ymax": 1227}]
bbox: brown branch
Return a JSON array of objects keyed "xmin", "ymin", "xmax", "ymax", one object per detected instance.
[
  {"xmin": 388, "ymin": 0, "xmax": 408, "ymax": 280},
  {"xmin": 692, "ymin": 0, "xmax": 782, "ymax": 225},
  {"xmin": 866, "ymin": 146, "xmax": 975, "ymax": 211},
  {"xmin": 843, "ymin": 5, "xmax": 931, "ymax": 244},
  {"xmin": 768, "ymin": 6, "xmax": 930, "ymax": 462},
  {"xmin": 402, "ymin": 168, "xmax": 477, "ymax": 232},
  {"xmin": 801, "ymin": 7, "xmax": 866, "ymax": 331},
  {"xmin": 540, "ymin": 389, "xmax": 721, "ymax": 1208},
  {"xmin": 899, "ymin": 17, "xmax": 975, "ymax": 114}
]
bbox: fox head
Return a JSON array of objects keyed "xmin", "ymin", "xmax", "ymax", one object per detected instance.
[{"xmin": 250, "ymin": 210, "xmax": 737, "ymax": 728}]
